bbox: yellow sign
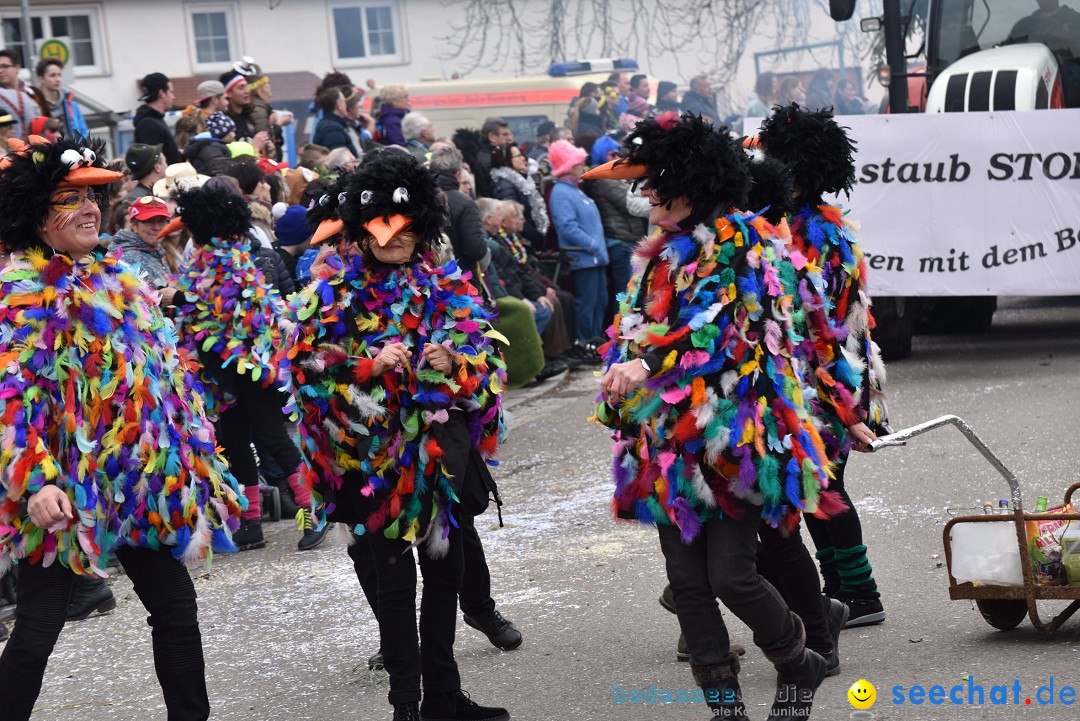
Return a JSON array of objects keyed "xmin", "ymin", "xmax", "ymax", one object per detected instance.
[{"xmin": 39, "ymin": 39, "xmax": 70, "ymax": 65}]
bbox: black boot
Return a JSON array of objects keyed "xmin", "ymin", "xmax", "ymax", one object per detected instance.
[
  {"xmin": 368, "ymin": 648, "xmax": 384, "ymax": 669},
  {"xmin": 821, "ymin": 597, "xmax": 849, "ymax": 677},
  {"xmin": 296, "ymin": 507, "xmax": 331, "ymax": 551},
  {"xmin": 393, "ymin": 701, "xmax": 421, "ymax": 721},
  {"xmin": 692, "ymin": 657, "xmax": 747, "ymax": 719},
  {"xmin": 232, "ymin": 519, "xmax": 266, "ymax": 550},
  {"xmin": 420, "ymin": 689, "xmax": 509, "ymax": 721},
  {"xmin": 67, "ymin": 575, "xmax": 116, "ymax": 621},
  {"xmin": 463, "ymin": 609, "xmax": 522, "ymax": 651},
  {"xmin": 268, "ymin": 476, "xmax": 302, "ymax": 518},
  {"xmin": 765, "ymin": 614, "xmax": 827, "ymax": 721}
]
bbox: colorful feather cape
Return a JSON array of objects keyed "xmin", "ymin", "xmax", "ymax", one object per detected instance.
[
  {"xmin": 174, "ymin": 236, "xmax": 295, "ymax": 418},
  {"xmin": 788, "ymin": 203, "xmax": 888, "ymax": 446},
  {"xmin": 594, "ymin": 213, "xmax": 842, "ymax": 540},
  {"xmin": 0, "ymin": 249, "xmax": 243, "ymax": 575},
  {"xmin": 281, "ymin": 254, "xmax": 506, "ymax": 554}
]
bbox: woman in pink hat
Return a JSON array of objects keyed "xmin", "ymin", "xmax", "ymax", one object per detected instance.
[{"xmin": 547, "ymin": 139, "xmax": 609, "ymax": 352}]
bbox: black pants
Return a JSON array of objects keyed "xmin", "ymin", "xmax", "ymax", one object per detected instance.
[
  {"xmin": 658, "ymin": 509, "xmax": 795, "ymax": 669},
  {"xmin": 803, "ymin": 455, "xmax": 862, "ymax": 550},
  {"xmin": 215, "ymin": 374, "xmax": 302, "ymax": 490},
  {"xmin": 352, "ymin": 514, "xmax": 496, "ymax": 627},
  {"xmin": 0, "ymin": 547, "xmax": 208, "ymax": 721},
  {"xmin": 757, "ymin": 522, "xmax": 830, "ymax": 655},
  {"xmin": 458, "ymin": 513, "xmax": 495, "ymax": 618},
  {"xmin": 348, "ymin": 528, "xmax": 464, "ymax": 705}
]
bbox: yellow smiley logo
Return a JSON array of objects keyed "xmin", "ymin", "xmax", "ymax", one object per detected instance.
[{"xmin": 848, "ymin": 679, "xmax": 876, "ymax": 709}]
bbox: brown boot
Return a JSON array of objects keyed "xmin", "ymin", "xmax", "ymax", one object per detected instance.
[
  {"xmin": 677, "ymin": 631, "xmax": 746, "ymax": 662},
  {"xmin": 659, "ymin": 584, "xmax": 677, "ymax": 614}
]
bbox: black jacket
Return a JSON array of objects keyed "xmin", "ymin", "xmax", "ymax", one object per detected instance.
[
  {"xmin": 583, "ymin": 178, "xmax": 648, "ymax": 244},
  {"xmin": 487, "ymin": 233, "xmax": 545, "ymax": 302},
  {"xmin": 227, "ymin": 109, "xmax": 258, "ymax": 142},
  {"xmin": 133, "ymin": 105, "xmax": 181, "ymax": 164},
  {"xmin": 253, "ymin": 245, "xmax": 296, "ymax": 297},
  {"xmin": 275, "ymin": 245, "xmax": 301, "ymax": 283},
  {"xmin": 312, "ymin": 114, "xmax": 359, "ymax": 156},
  {"xmin": 184, "ymin": 137, "xmax": 232, "ymax": 175},
  {"xmin": 434, "ymin": 171, "xmax": 490, "ymax": 268}
]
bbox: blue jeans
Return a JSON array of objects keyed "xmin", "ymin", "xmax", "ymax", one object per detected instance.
[
  {"xmin": 532, "ymin": 299, "xmax": 552, "ymax": 335},
  {"xmin": 571, "ymin": 265, "xmax": 608, "ymax": 343},
  {"xmin": 607, "ymin": 240, "xmax": 635, "ymax": 302}
]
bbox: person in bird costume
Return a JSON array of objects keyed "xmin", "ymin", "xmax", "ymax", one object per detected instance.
[
  {"xmin": 589, "ymin": 113, "xmax": 874, "ymax": 720},
  {"xmin": 159, "ymin": 185, "xmax": 325, "ymax": 552},
  {"xmin": 282, "ymin": 149, "xmax": 510, "ymax": 721},
  {"xmin": 0, "ymin": 135, "xmax": 243, "ymax": 720},
  {"xmin": 757, "ymin": 103, "xmax": 889, "ymax": 628}
]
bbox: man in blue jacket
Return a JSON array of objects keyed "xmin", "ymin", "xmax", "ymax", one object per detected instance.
[
  {"xmin": 548, "ymin": 139, "xmax": 608, "ymax": 345},
  {"xmin": 311, "ymin": 87, "xmax": 359, "ymax": 157}
]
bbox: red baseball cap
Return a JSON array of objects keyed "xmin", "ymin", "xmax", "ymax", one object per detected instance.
[
  {"xmin": 257, "ymin": 157, "xmax": 290, "ymax": 175},
  {"xmin": 129, "ymin": 195, "xmax": 171, "ymax": 222}
]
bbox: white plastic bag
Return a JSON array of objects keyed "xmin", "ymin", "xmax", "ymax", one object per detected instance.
[{"xmin": 950, "ymin": 521, "xmax": 1024, "ymax": 586}]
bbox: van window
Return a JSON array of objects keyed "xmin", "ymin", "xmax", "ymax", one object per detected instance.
[{"xmin": 504, "ymin": 116, "xmax": 550, "ymax": 145}]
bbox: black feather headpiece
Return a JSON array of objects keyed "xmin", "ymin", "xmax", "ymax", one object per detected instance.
[
  {"xmin": 304, "ymin": 172, "xmax": 347, "ymax": 234},
  {"xmin": 757, "ymin": 103, "xmax": 856, "ymax": 204},
  {"xmin": 174, "ymin": 185, "xmax": 252, "ymax": 246},
  {"xmin": 0, "ymin": 136, "xmax": 114, "ymax": 252},
  {"xmin": 620, "ymin": 113, "xmax": 750, "ymax": 227},
  {"xmin": 338, "ymin": 148, "xmax": 447, "ymax": 246},
  {"xmin": 451, "ymin": 128, "xmax": 482, "ymax": 168},
  {"xmin": 744, "ymin": 149, "xmax": 795, "ymax": 224}
]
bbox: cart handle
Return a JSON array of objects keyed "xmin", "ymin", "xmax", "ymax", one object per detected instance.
[{"xmin": 868, "ymin": 415, "xmax": 1023, "ymax": 511}]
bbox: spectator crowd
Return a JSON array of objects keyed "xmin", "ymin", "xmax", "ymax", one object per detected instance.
[{"xmin": 0, "ymin": 49, "xmax": 868, "ymax": 392}]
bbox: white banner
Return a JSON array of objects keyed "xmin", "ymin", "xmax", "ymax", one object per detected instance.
[{"xmin": 749, "ymin": 111, "xmax": 1080, "ymax": 296}]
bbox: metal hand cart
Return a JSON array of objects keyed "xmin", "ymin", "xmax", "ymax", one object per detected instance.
[{"xmin": 871, "ymin": 415, "xmax": 1080, "ymax": 632}]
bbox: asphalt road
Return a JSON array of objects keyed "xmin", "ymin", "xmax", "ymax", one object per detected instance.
[{"xmin": 21, "ymin": 296, "xmax": 1080, "ymax": 721}]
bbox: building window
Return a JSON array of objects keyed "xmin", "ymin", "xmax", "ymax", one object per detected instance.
[
  {"xmin": 192, "ymin": 11, "xmax": 231, "ymax": 64},
  {"xmin": 330, "ymin": 1, "xmax": 403, "ymax": 65},
  {"xmin": 0, "ymin": 6, "xmax": 103, "ymax": 75},
  {"xmin": 186, "ymin": 4, "xmax": 237, "ymax": 71}
]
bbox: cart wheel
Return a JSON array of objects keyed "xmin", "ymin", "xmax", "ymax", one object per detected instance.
[
  {"xmin": 267, "ymin": 486, "xmax": 282, "ymax": 522},
  {"xmin": 976, "ymin": 599, "xmax": 1027, "ymax": 631},
  {"xmin": 259, "ymin": 484, "xmax": 282, "ymax": 523}
]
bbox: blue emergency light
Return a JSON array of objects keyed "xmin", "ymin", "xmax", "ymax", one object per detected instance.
[{"xmin": 548, "ymin": 59, "xmax": 639, "ymax": 77}]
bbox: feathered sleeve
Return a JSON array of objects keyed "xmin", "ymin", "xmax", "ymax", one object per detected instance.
[
  {"xmin": 0, "ymin": 362, "xmax": 62, "ymax": 504},
  {"xmin": 280, "ymin": 265, "xmax": 386, "ymax": 496},
  {"xmin": 425, "ymin": 266, "xmax": 508, "ymax": 460},
  {"xmin": 0, "ymin": 266, "xmax": 64, "ymax": 517},
  {"xmin": 794, "ymin": 207, "xmax": 869, "ymax": 430}
]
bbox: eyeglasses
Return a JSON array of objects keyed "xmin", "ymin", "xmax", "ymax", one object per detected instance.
[
  {"xmin": 50, "ymin": 189, "xmax": 99, "ymax": 211},
  {"xmin": 0, "ymin": 65, "xmax": 15, "ymax": 70}
]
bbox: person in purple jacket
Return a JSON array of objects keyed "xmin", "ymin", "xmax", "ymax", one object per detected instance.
[{"xmin": 377, "ymin": 84, "xmax": 410, "ymax": 146}]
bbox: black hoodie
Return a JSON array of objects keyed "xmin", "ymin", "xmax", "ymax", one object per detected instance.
[{"xmin": 133, "ymin": 104, "xmax": 181, "ymax": 164}]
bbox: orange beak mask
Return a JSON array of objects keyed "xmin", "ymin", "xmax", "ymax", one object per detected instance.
[
  {"xmin": 580, "ymin": 157, "xmax": 648, "ymax": 181},
  {"xmin": 363, "ymin": 214, "xmax": 413, "ymax": 246}
]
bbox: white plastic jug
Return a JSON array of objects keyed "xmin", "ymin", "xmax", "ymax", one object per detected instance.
[{"xmin": 950, "ymin": 521, "xmax": 1024, "ymax": 586}]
